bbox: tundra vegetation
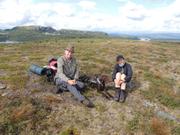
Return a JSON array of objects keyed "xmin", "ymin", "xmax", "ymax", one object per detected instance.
[{"xmin": 0, "ymin": 37, "xmax": 179, "ymax": 135}]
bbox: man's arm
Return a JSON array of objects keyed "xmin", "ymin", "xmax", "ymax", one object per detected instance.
[
  {"xmin": 74, "ymin": 61, "xmax": 79, "ymax": 80},
  {"xmin": 125, "ymin": 64, "xmax": 133, "ymax": 82},
  {"xmin": 74, "ymin": 65, "xmax": 79, "ymax": 80},
  {"xmin": 57, "ymin": 57, "xmax": 69, "ymax": 82}
]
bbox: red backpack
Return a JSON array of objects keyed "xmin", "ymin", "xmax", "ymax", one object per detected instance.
[{"xmin": 45, "ymin": 58, "xmax": 57, "ymax": 82}]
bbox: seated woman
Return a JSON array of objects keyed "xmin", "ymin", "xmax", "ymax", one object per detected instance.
[{"xmin": 112, "ymin": 55, "xmax": 133, "ymax": 102}]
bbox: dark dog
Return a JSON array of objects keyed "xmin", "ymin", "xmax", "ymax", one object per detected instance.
[
  {"xmin": 79, "ymin": 74, "xmax": 108, "ymax": 91},
  {"xmin": 79, "ymin": 74, "xmax": 113, "ymax": 100}
]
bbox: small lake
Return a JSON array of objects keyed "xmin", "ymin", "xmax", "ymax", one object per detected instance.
[{"xmin": 0, "ymin": 40, "xmax": 20, "ymax": 44}]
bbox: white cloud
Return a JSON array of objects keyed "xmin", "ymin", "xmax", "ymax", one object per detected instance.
[
  {"xmin": 78, "ymin": 0, "xmax": 96, "ymax": 10},
  {"xmin": 0, "ymin": 0, "xmax": 180, "ymax": 32},
  {"xmin": 119, "ymin": 1, "xmax": 149, "ymax": 20},
  {"xmin": 0, "ymin": 0, "xmax": 28, "ymax": 24},
  {"xmin": 116, "ymin": 0, "xmax": 127, "ymax": 2},
  {"xmin": 0, "ymin": 0, "xmax": 76, "ymax": 29},
  {"xmin": 116, "ymin": 0, "xmax": 180, "ymax": 32}
]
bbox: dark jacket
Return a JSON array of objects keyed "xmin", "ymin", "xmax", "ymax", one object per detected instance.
[{"xmin": 112, "ymin": 62, "xmax": 133, "ymax": 82}]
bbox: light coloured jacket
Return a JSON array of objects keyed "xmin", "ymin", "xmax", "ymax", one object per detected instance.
[{"xmin": 55, "ymin": 56, "xmax": 79, "ymax": 82}]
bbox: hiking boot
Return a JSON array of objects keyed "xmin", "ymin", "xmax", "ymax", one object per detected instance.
[
  {"xmin": 82, "ymin": 99, "xmax": 95, "ymax": 108},
  {"xmin": 119, "ymin": 90, "xmax": 125, "ymax": 103},
  {"xmin": 114, "ymin": 88, "xmax": 120, "ymax": 102},
  {"xmin": 55, "ymin": 85, "xmax": 64, "ymax": 94}
]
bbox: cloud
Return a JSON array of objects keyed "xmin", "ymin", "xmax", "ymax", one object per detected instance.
[
  {"xmin": 0, "ymin": 0, "xmax": 32, "ymax": 27},
  {"xmin": 119, "ymin": 1, "xmax": 149, "ymax": 21},
  {"xmin": 175, "ymin": 14, "xmax": 180, "ymax": 18},
  {"xmin": 0, "ymin": 0, "xmax": 76, "ymax": 29},
  {"xmin": 115, "ymin": 0, "xmax": 180, "ymax": 32},
  {"xmin": 78, "ymin": 0, "xmax": 96, "ymax": 10},
  {"xmin": 0, "ymin": 0, "xmax": 180, "ymax": 32},
  {"xmin": 127, "ymin": 15, "xmax": 146, "ymax": 21},
  {"xmin": 116, "ymin": 0, "xmax": 127, "ymax": 3}
]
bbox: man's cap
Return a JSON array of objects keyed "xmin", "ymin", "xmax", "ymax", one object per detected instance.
[
  {"xmin": 116, "ymin": 55, "xmax": 124, "ymax": 61},
  {"xmin": 65, "ymin": 43, "xmax": 74, "ymax": 53}
]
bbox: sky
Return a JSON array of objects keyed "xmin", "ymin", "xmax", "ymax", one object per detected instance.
[{"xmin": 0, "ymin": 0, "xmax": 180, "ymax": 32}]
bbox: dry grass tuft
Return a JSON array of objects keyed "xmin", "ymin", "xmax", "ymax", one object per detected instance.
[
  {"xmin": 11, "ymin": 103, "xmax": 35, "ymax": 122},
  {"xmin": 151, "ymin": 117, "xmax": 171, "ymax": 135},
  {"xmin": 42, "ymin": 95, "xmax": 63, "ymax": 103}
]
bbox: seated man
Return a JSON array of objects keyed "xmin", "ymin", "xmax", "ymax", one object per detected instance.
[
  {"xmin": 54, "ymin": 44, "xmax": 94, "ymax": 108},
  {"xmin": 112, "ymin": 55, "xmax": 133, "ymax": 102}
]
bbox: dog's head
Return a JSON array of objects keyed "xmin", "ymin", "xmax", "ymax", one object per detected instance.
[{"xmin": 94, "ymin": 74, "xmax": 110, "ymax": 91}]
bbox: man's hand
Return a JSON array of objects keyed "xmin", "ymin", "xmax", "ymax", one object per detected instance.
[{"xmin": 67, "ymin": 80, "xmax": 76, "ymax": 85}]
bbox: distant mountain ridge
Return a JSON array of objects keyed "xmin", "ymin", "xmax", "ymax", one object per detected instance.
[
  {"xmin": 1, "ymin": 26, "xmax": 180, "ymax": 42},
  {"xmin": 0, "ymin": 26, "xmax": 108, "ymax": 42},
  {"xmin": 109, "ymin": 32, "xmax": 180, "ymax": 41}
]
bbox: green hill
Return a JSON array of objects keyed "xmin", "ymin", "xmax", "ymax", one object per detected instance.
[{"xmin": 0, "ymin": 26, "xmax": 108, "ymax": 42}]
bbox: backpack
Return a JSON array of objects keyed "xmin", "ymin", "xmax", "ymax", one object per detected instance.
[{"xmin": 45, "ymin": 58, "xmax": 57, "ymax": 82}]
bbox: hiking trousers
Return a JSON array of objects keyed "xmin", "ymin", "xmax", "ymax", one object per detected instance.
[{"xmin": 55, "ymin": 78, "xmax": 85, "ymax": 101}]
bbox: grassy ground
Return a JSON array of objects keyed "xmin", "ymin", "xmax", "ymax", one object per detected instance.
[{"xmin": 0, "ymin": 38, "xmax": 179, "ymax": 135}]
